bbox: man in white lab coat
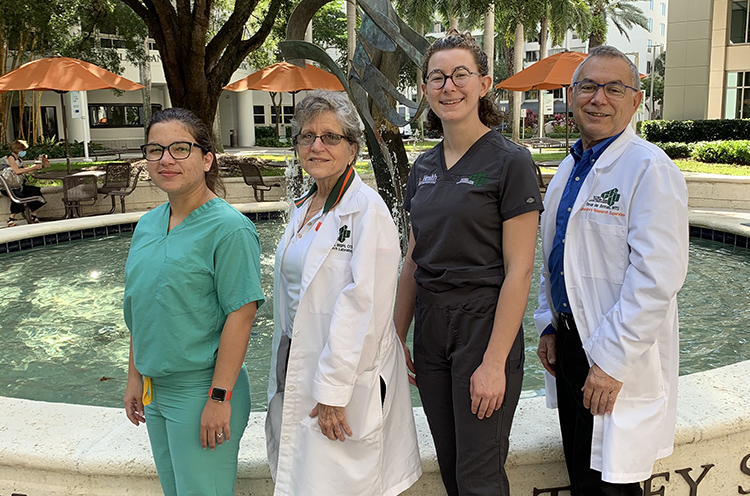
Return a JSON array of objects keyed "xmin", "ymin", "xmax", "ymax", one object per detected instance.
[{"xmin": 534, "ymin": 45, "xmax": 689, "ymax": 495}]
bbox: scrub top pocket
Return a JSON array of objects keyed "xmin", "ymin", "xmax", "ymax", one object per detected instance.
[{"xmin": 156, "ymin": 258, "xmax": 213, "ymax": 317}]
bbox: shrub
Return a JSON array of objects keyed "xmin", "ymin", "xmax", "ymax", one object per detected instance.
[
  {"xmin": 642, "ymin": 119, "xmax": 750, "ymax": 143},
  {"xmin": 255, "ymin": 136, "xmax": 284, "ymax": 147},
  {"xmin": 654, "ymin": 142, "xmax": 694, "ymax": 159},
  {"xmin": 691, "ymin": 140, "xmax": 750, "ymax": 165},
  {"xmin": 255, "ymin": 126, "xmax": 277, "ymax": 140}
]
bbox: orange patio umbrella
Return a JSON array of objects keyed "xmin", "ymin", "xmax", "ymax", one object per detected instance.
[
  {"xmin": 0, "ymin": 56, "xmax": 144, "ymax": 171},
  {"xmin": 497, "ymin": 51, "xmax": 588, "ymax": 92},
  {"xmin": 496, "ymin": 51, "xmax": 588, "ymax": 150},
  {"xmin": 224, "ymin": 61, "xmax": 344, "ymax": 138}
]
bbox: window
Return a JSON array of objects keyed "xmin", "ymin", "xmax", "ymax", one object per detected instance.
[
  {"xmin": 89, "ymin": 104, "xmax": 162, "ymax": 128},
  {"xmin": 525, "ymin": 50, "xmax": 539, "ymax": 63},
  {"xmin": 646, "ymin": 61, "xmax": 652, "ymax": 75},
  {"xmin": 725, "ymin": 72, "xmax": 750, "ymax": 118},
  {"xmin": 649, "ymin": 0, "xmax": 654, "ymax": 10},
  {"xmin": 552, "ymin": 88, "xmax": 564, "ymax": 99},
  {"xmin": 524, "ymin": 89, "xmax": 539, "ymax": 100},
  {"xmin": 660, "ymin": 23, "xmax": 665, "ymax": 36},
  {"xmin": 253, "ymin": 105, "xmax": 265, "ymax": 125},
  {"xmin": 661, "ymin": 2, "xmax": 666, "ymax": 15},
  {"xmin": 271, "ymin": 105, "xmax": 294, "ymax": 124},
  {"xmin": 11, "ymin": 106, "xmax": 58, "ymax": 140},
  {"xmin": 648, "ymin": 18, "xmax": 653, "ymax": 32},
  {"xmin": 730, "ymin": 0, "xmax": 749, "ymax": 44}
]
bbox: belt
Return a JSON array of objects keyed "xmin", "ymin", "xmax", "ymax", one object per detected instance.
[{"xmin": 557, "ymin": 312, "xmax": 577, "ymax": 332}]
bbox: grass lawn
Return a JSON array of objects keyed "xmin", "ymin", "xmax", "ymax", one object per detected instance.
[
  {"xmin": 673, "ymin": 159, "xmax": 750, "ymax": 176},
  {"xmin": 30, "ymin": 148, "xmax": 750, "ymax": 185}
]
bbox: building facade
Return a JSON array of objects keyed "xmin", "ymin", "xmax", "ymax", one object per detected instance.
[{"xmin": 664, "ymin": 0, "xmax": 750, "ymax": 120}]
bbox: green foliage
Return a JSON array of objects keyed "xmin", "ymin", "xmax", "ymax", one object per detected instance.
[
  {"xmin": 642, "ymin": 119, "xmax": 750, "ymax": 143},
  {"xmin": 255, "ymin": 137, "xmax": 284, "ymax": 147},
  {"xmin": 641, "ymin": 75, "xmax": 664, "ymax": 106},
  {"xmin": 691, "ymin": 141, "xmax": 750, "ymax": 165},
  {"xmin": 255, "ymin": 126, "xmax": 277, "ymax": 140},
  {"xmin": 313, "ymin": 0, "xmax": 349, "ymax": 69},
  {"xmin": 653, "ymin": 142, "xmax": 694, "ymax": 159}
]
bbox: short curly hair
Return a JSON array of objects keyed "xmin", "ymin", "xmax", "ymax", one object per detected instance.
[
  {"xmin": 422, "ymin": 29, "xmax": 502, "ymax": 135},
  {"xmin": 291, "ymin": 89, "xmax": 363, "ymax": 160}
]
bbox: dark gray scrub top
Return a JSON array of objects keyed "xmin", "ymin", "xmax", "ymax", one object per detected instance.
[{"xmin": 404, "ymin": 130, "xmax": 543, "ymax": 293}]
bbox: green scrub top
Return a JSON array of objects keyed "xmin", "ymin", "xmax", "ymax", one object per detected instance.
[{"xmin": 124, "ymin": 198, "xmax": 265, "ymax": 378}]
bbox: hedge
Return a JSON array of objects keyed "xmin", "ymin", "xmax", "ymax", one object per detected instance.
[
  {"xmin": 653, "ymin": 142, "xmax": 694, "ymax": 159},
  {"xmin": 654, "ymin": 140, "xmax": 750, "ymax": 164},
  {"xmin": 642, "ymin": 119, "xmax": 750, "ymax": 143},
  {"xmin": 691, "ymin": 140, "xmax": 750, "ymax": 165}
]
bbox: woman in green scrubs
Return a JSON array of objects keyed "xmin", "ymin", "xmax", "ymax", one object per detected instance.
[{"xmin": 123, "ymin": 108, "xmax": 264, "ymax": 496}]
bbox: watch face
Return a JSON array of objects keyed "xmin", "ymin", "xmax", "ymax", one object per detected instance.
[{"xmin": 210, "ymin": 387, "xmax": 227, "ymax": 401}]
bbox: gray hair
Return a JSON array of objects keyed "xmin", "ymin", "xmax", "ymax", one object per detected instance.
[
  {"xmin": 291, "ymin": 89, "xmax": 363, "ymax": 159},
  {"xmin": 571, "ymin": 45, "xmax": 640, "ymax": 88}
]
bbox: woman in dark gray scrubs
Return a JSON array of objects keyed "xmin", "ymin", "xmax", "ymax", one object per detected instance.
[{"xmin": 394, "ymin": 29, "xmax": 543, "ymax": 496}]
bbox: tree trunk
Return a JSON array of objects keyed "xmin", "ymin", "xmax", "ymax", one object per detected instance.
[
  {"xmin": 538, "ymin": 16, "xmax": 548, "ymax": 138},
  {"xmin": 120, "ymin": 0, "xmax": 284, "ymax": 134},
  {"xmin": 347, "ymin": 0, "xmax": 356, "ymax": 72},
  {"xmin": 483, "ymin": 4, "xmax": 494, "ymax": 81},
  {"xmin": 416, "ymin": 25, "xmax": 424, "ymax": 140},
  {"xmin": 512, "ymin": 22, "xmax": 524, "ymax": 143},
  {"xmin": 139, "ymin": 37, "xmax": 153, "ymax": 142}
]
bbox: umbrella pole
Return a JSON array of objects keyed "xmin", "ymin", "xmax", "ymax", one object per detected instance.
[
  {"xmin": 58, "ymin": 92, "xmax": 71, "ymax": 173},
  {"xmin": 564, "ymin": 87, "xmax": 569, "ymax": 154}
]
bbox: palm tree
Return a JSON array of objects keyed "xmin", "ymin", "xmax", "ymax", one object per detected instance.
[{"xmin": 587, "ymin": 0, "xmax": 648, "ymax": 48}]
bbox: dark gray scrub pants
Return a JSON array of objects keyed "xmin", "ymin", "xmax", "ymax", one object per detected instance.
[
  {"xmin": 413, "ymin": 285, "xmax": 524, "ymax": 496},
  {"xmin": 556, "ymin": 313, "xmax": 643, "ymax": 496}
]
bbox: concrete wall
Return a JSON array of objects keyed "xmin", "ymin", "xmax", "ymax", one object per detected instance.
[{"xmin": 1, "ymin": 360, "xmax": 749, "ymax": 495}]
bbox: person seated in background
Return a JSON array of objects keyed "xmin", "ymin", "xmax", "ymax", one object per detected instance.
[{"xmin": 1, "ymin": 139, "xmax": 49, "ymax": 226}]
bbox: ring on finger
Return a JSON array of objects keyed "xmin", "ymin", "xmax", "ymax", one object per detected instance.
[{"xmin": 217, "ymin": 432, "xmax": 223, "ymax": 438}]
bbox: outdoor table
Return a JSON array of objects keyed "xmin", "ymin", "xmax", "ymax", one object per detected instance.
[{"xmin": 34, "ymin": 170, "xmax": 106, "ymax": 180}]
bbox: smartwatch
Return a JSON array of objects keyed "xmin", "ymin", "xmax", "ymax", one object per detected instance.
[{"xmin": 209, "ymin": 387, "xmax": 232, "ymax": 402}]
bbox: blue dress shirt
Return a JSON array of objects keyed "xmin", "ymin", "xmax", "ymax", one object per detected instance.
[{"xmin": 543, "ymin": 132, "xmax": 622, "ymax": 335}]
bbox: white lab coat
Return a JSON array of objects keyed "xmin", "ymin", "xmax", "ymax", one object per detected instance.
[
  {"xmin": 266, "ymin": 174, "xmax": 422, "ymax": 496},
  {"xmin": 534, "ymin": 126, "xmax": 689, "ymax": 483}
]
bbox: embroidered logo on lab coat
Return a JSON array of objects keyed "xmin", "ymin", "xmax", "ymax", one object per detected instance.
[
  {"xmin": 581, "ymin": 188, "xmax": 625, "ymax": 218},
  {"xmin": 333, "ymin": 225, "xmax": 353, "ymax": 253}
]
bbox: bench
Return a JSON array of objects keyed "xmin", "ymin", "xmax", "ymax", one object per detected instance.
[{"xmin": 523, "ymin": 138, "xmax": 566, "ymax": 153}]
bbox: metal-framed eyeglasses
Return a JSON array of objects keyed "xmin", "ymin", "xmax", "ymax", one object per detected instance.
[
  {"xmin": 141, "ymin": 141, "xmax": 208, "ymax": 161},
  {"xmin": 294, "ymin": 133, "xmax": 351, "ymax": 147},
  {"xmin": 424, "ymin": 66, "xmax": 483, "ymax": 90},
  {"xmin": 572, "ymin": 81, "xmax": 639, "ymax": 100}
]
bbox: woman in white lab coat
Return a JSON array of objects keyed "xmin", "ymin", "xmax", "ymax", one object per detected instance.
[{"xmin": 265, "ymin": 90, "xmax": 422, "ymax": 496}]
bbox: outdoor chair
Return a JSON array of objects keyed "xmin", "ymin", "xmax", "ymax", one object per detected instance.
[
  {"xmin": 239, "ymin": 162, "xmax": 280, "ymax": 202},
  {"xmin": 62, "ymin": 174, "xmax": 98, "ymax": 218},
  {"xmin": 0, "ymin": 175, "xmax": 45, "ymax": 224},
  {"xmin": 99, "ymin": 163, "xmax": 143, "ymax": 213}
]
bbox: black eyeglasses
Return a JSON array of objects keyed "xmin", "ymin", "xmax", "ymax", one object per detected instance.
[
  {"xmin": 141, "ymin": 141, "xmax": 208, "ymax": 161},
  {"xmin": 294, "ymin": 133, "xmax": 350, "ymax": 147},
  {"xmin": 425, "ymin": 66, "xmax": 483, "ymax": 90},
  {"xmin": 572, "ymin": 81, "xmax": 639, "ymax": 100}
]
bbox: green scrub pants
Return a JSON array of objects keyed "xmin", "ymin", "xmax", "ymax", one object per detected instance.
[{"xmin": 145, "ymin": 366, "xmax": 251, "ymax": 496}]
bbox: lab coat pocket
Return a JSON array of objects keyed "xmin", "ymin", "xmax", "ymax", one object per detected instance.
[
  {"xmin": 579, "ymin": 220, "xmax": 628, "ymax": 284},
  {"xmin": 307, "ymin": 259, "xmax": 352, "ymax": 314},
  {"xmin": 345, "ymin": 368, "xmax": 383, "ymax": 442},
  {"xmin": 155, "ymin": 258, "xmax": 212, "ymax": 316}
]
